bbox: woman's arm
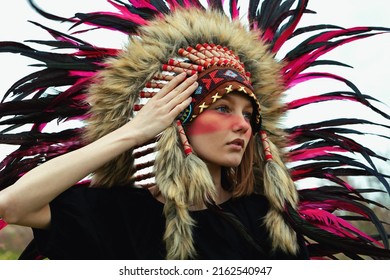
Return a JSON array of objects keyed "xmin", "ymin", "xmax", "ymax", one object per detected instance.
[{"xmin": 0, "ymin": 72, "xmax": 197, "ymax": 229}]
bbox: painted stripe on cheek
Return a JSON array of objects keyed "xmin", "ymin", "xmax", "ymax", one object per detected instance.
[{"xmin": 187, "ymin": 112, "xmax": 229, "ymax": 136}]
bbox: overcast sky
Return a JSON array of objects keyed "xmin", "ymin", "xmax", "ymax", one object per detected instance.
[{"xmin": 0, "ymin": 0, "xmax": 389, "ymax": 162}]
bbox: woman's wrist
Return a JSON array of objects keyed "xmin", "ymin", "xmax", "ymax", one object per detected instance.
[{"xmin": 111, "ymin": 121, "xmax": 146, "ymax": 150}]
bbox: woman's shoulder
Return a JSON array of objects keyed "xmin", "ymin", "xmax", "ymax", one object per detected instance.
[
  {"xmin": 245, "ymin": 193, "xmax": 269, "ymax": 204},
  {"xmin": 222, "ymin": 192, "xmax": 270, "ymax": 217},
  {"xmin": 232, "ymin": 193, "xmax": 269, "ymax": 208},
  {"xmin": 56, "ymin": 184, "xmax": 163, "ymax": 211}
]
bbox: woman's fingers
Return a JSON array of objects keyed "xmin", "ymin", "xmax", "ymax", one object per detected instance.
[
  {"xmin": 153, "ymin": 72, "xmax": 187, "ymax": 99},
  {"xmin": 162, "ymin": 73, "xmax": 197, "ymax": 108},
  {"xmin": 129, "ymin": 72, "xmax": 198, "ymax": 144},
  {"xmin": 148, "ymin": 72, "xmax": 198, "ymax": 117},
  {"xmin": 168, "ymin": 95, "xmax": 193, "ymax": 119},
  {"xmin": 157, "ymin": 73, "xmax": 198, "ymax": 103}
]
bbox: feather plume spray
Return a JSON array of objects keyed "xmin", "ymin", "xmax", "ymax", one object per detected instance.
[
  {"xmin": 0, "ymin": 0, "xmax": 389, "ymax": 259},
  {"xmin": 0, "ymin": 3, "xmax": 115, "ymax": 192},
  {"xmin": 299, "ymin": 187, "xmax": 389, "ymax": 246},
  {"xmin": 286, "ymin": 203, "xmax": 390, "ymax": 259}
]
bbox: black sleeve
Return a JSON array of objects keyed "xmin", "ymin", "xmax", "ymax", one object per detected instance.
[
  {"xmin": 242, "ymin": 194, "xmax": 310, "ymax": 260},
  {"xmin": 32, "ymin": 186, "xmax": 112, "ymax": 259},
  {"xmin": 31, "ymin": 186, "xmax": 166, "ymax": 260}
]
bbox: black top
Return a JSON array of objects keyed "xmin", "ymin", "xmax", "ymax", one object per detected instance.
[{"xmin": 29, "ymin": 186, "xmax": 309, "ymax": 260}]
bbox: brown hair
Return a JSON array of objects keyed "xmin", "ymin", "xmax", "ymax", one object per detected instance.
[{"xmin": 222, "ymin": 135, "xmax": 264, "ymax": 197}]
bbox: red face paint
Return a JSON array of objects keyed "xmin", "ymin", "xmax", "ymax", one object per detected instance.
[
  {"xmin": 186, "ymin": 110, "xmax": 231, "ymax": 136},
  {"xmin": 185, "ymin": 93, "xmax": 253, "ymax": 169}
]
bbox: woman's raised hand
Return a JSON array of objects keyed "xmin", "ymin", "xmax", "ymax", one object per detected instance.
[
  {"xmin": 0, "ymin": 74, "xmax": 197, "ymax": 228},
  {"xmin": 126, "ymin": 72, "xmax": 197, "ymax": 146}
]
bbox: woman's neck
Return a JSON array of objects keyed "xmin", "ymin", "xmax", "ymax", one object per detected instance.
[
  {"xmin": 149, "ymin": 163, "xmax": 232, "ymax": 209},
  {"xmin": 206, "ymin": 163, "xmax": 232, "ymax": 205}
]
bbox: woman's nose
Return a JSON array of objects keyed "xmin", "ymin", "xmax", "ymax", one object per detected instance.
[{"xmin": 232, "ymin": 113, "xmax": 251, "ymax": 133}]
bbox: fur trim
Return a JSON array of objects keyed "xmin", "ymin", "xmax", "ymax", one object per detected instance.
[
  {"xmin": 262, "ymin": 135, "xmax": 299, "ymax": 254},
  {"xmin": 264, "ymin": 209, "xmax": 299, "ymax": 254},
  {"xmin": 154, "ymin": 124, "xmax": 216, "ymax": 259},
  {"xmin": 154, "ymin": 125, "xmax": 196, "ymax": 259}
]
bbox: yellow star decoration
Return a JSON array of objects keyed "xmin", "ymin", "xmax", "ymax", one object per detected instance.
[
  {"xmin": 211, "ymin": 92, "xmax": 222, "ymax": 103},
  {"xmin": 237, "ymin": 86, "xmax": 247, "ymax": 93},
  {"xmin": 225, "ymin": 84, "xmax": 233, "ymax": 93},
  {"xmin": 198, "ymin": 102, "xmax": 209, "ymax": 113}
]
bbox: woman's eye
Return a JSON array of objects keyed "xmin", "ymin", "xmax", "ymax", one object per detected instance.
[
  {"xmin": 215, "ymin": 106, "xmax": 230, "ymax": 113},
  {"xmin": 243, "ymin": 112, "xmax": 253, "ymax": 120}
]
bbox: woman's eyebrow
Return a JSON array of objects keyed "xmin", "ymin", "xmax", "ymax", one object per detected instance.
[
  {"xmin": 222, "ymin": 94, "xmax": 253, "ymax": 108},
  {"xmin": 243, "ymin": 102, "xmax": 253, "ymax": 109}
]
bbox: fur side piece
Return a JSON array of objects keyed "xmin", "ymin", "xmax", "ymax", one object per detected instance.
[
  {"xmin": 184, "ymin": 152, "xmax": 217, "ymax": 208},
  {"xmin": 264, "ymin": 209, "xmax": 299, "ymax": 254},
  {"xmin": 262, "ymin": 135, "xmax": 299, "ymax": 254},
  {"xmin": 263, "ymin": 139, "xmax": 298, "ymax": 210},
  {"xmin": 154, "ymin": 125, "xmax": 195, "ymax": 259},
  {"xmin": 154, "ymin": 124, "xmax": 217, "ymax": 259}
]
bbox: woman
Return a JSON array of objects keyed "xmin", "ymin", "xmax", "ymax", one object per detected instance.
[
  {"xmin": 0, "ymin": 3, "xmax": 310, "ymax": 258},
  {"xmin": 0, "ymin": 1, "xmax": 389, "ymax": 260},
  {"xmin": 0, "ymin": 70, "xmax": 307, "ymax": 260}
]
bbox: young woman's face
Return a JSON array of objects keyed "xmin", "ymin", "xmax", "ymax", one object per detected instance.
[{"xmin": 186, "ymin": 92, "xmax": 253, "ymax": 168}]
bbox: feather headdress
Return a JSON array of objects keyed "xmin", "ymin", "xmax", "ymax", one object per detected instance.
[{"xmin": 0, "ymin": 0, "xmax": 389, "ymax": 259}]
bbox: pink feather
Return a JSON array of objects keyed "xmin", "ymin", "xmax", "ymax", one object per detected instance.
[
  {"xmin": 289, "ymin": 146, "xmax": 346, "ymax": 161},
  {"xmin": 300, "ymin": 208, "xmax": 382, "ymax": 246},
  {"xmin": 288, "ymin": 95, "xmax": 362, "ymax": 110}
]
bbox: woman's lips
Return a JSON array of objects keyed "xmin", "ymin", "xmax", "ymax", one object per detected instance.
[{"xmin": 227, "ymin": 138, "xmax": 244, "ymax": 149}]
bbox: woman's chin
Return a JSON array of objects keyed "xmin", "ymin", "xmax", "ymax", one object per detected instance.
[{"xmin": 220, "ymin": 158, "xmax": 243, "ymax": 168}]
